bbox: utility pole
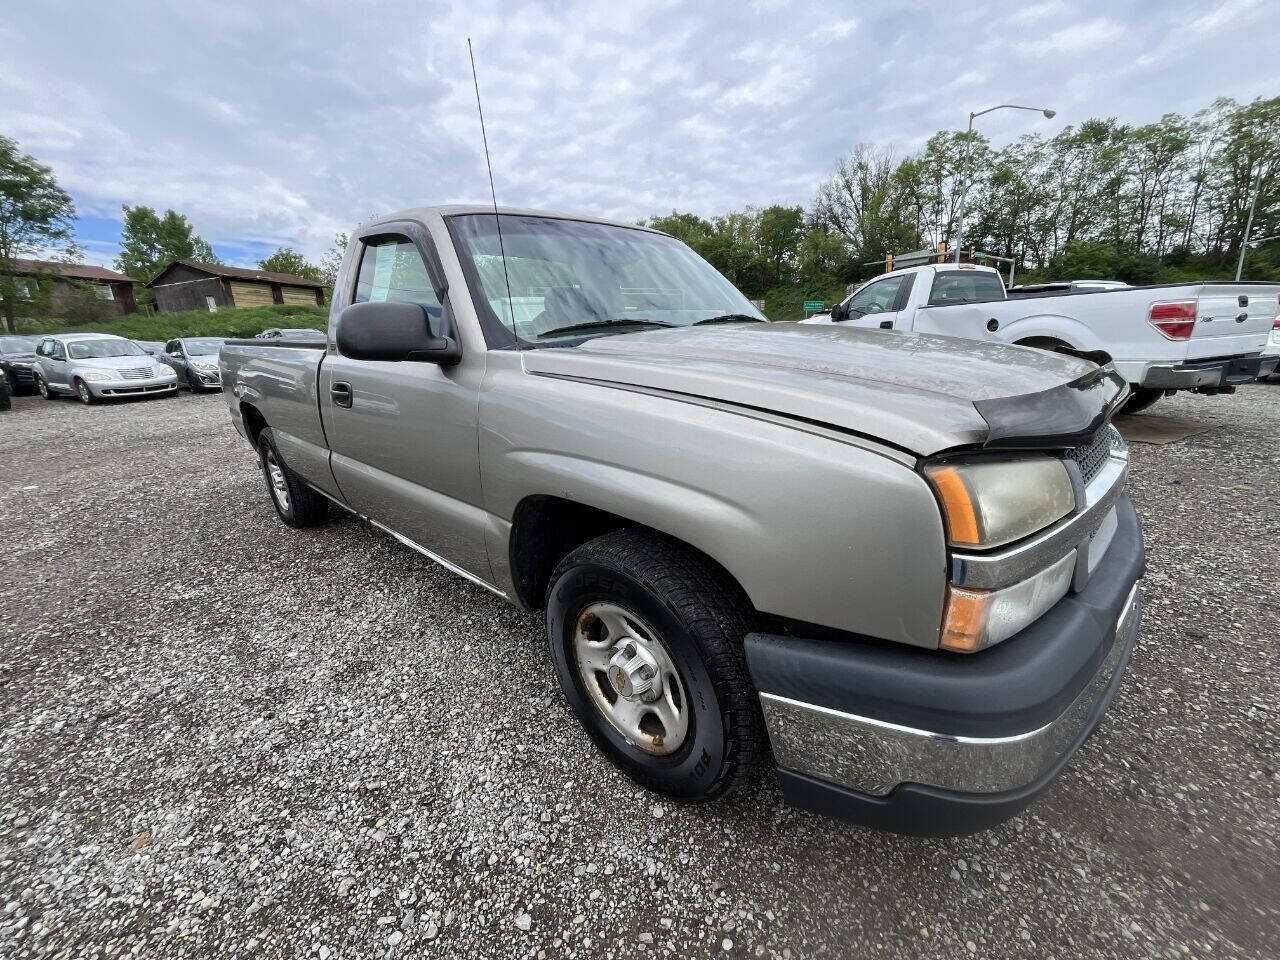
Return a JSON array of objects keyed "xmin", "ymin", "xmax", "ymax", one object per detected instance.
[
  {"xmin": 1235, "ymin": 167, "xmax": 1263, "ymax": 282},
  {"xmin": 955, "ymin": 104, "xmax": 1056, "ymax": 264}
]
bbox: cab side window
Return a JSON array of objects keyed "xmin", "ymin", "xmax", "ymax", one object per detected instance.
[
  {"xmin": 847, "ymin": 275, "xmax": 909, "ymax": 317},
  {"xmin": 353, "ymin": 237, "xmax": 444, "ymax": 336},
  {"xmin": 50, "ymin": 341, "xmax": 66, "ymax": 360},
  {"xmin": 166, "ymin": 340, "xmax": 182, "ymax": 355}
]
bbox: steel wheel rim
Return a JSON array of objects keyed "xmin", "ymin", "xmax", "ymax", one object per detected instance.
[
  {"xmin": 572, "ymin": 601, "xmax": 690, "ymax": 756},
  {"xmin": 265, "ymin": 449, "xmax": 290, "ymax": 512}
]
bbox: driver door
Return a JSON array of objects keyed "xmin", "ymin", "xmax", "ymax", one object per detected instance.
[
  {"xmin": 318, "ymin": 225, "xmax": 493, "ymax": 585},
  {"xmin": 44, "ymin": 339, "xmax": 71, "ymax": 390}
]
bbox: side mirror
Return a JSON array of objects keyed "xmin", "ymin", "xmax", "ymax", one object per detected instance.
[
  {"xmin": 829, "ymin": 302, "xmax": 847, "ymax": 322},
  {"xmin": 336, "ymin": 300, "xmax": 460, "ymax": 365}
]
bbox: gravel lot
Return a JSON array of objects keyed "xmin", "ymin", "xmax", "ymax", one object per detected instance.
[{"xmin": 1, "ymin": 384, "xmax": 1278, "ymax": 960}]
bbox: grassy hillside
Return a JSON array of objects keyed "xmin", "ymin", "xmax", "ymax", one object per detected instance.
[
  {"xmin": 762, "ymin": 281, "xmax": 851, "ymax": 322},
  {"xmin": 15, "ymin": 303, "xmax": 328, "ymax": 340}
]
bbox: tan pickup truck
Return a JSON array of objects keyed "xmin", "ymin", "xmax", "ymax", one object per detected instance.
[{"xmin": 220, "ymin": 205, "xmax": 1145, "ymax": 836}]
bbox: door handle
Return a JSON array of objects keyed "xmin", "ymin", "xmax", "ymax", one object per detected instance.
[
  {"xmin": 330, "ymin": 381, "xmax": 353, "ymax": 407},
  {"xmin": 879, "ymin": 320, "xmax": 893, "ymax": 329}
]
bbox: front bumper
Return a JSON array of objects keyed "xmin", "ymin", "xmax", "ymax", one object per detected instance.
[
  {"xmin": 86, "ymin": 376, "xmax": 178, "ymax": 398},
  {"xmin": 746, "ymin": 495, "xmax": 1145, "ymax": 836},
  {"xmin": 1141, "ymin": 354, "xmax": 1277, "ymax": 390},
  {"xmin": 3, "ymin": 363, "xmax": 36, "ymax": 386}
]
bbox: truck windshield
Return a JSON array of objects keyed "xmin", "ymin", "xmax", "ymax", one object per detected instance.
[
  {"xmin": 67, "ymin": 339, "xmax": 145, "ymax": 359},
  {"xmin": 927, "ymin": 271, "xmax": 1006, "ymax": 306},
  {"xmin": 449, "ymin": 214, "xmax": 765, "ymax": 346}
]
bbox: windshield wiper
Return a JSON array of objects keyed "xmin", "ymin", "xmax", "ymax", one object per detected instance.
[
  {"xmin": 536, "ymin": 318, "xmax": 676, "ymax": 339},
  {"xmin": 693, "ymin": 314, "xmax": 767, "ymax": 325}
]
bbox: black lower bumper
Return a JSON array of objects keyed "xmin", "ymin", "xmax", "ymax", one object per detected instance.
[
  {"xmin": 1143, "ymin": 354, "xmax": 1277, "ymax": 390},
  {"xmin": 746, "ymin": 495, "xmax": 1145, "ymax": 836}
]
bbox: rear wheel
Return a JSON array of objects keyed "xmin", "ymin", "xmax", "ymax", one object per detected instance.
[
  {"xmin": 545, "ymin": 528, "xmax": 764, "ymax": 802},
  {"xmin": 36, "ymin": 374, "xmax": 56, "ymax": 401},
  {"xmin": 258, "ymin": 427, "xmax": 329, "ymax": 528},
  {"xmin": 1119, "ymin": 388, "xmax": 1163, "ymax": 415}
]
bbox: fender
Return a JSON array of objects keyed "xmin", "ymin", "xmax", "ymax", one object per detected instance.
[
  {"xmin": 997, "ymin": 313, "xmax": 1104, "ymax": 355},
  {"xmin": 478, "ymin": 368, "xmax": 949, "ymax": 649}
]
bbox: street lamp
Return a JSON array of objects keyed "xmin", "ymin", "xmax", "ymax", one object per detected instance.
[{"xmin": 955, "ymin": 104, "xmax": 1057, "ymax": 262}]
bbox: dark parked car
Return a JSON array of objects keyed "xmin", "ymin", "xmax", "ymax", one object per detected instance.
[
  {"xmin": 158, "ymin": 337, "xmax": 226, "ymax": 392},
  {"xmin": 254, "ymin": 327, "xmax": 325, "ymax": 341},
  {"xmin": 1, "ymin": 335, "xmax": 41, "ymax": 393}
]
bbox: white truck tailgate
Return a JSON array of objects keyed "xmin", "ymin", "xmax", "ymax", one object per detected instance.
[{"xmin": 1186, "ymin": 287, "xmax": 1276, "ymax": 360}]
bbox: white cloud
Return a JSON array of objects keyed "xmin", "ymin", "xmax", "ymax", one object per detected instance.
[{"xmin": 2, "ymin": 0, "xmax": 1277, "ymax": 266}]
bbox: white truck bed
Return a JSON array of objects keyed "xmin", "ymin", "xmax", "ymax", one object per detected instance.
[{"xmin": 805, "ymin": 264, "xmax": 1279, "ymax": 397}]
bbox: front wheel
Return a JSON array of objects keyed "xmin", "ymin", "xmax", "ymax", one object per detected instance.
[
  {"xmin": 75, "ymin": 379, "xmax": 98, "ymax": 405},
  {"xmin": 1119, "ymin": 388, "xmax": 1162, "ymax": 415},
  {"xmin": 545, "ymin": 528, "xmax": 764, "ymax": 802},
  {"xmin": 257, "ymin": 427, "xmax": 329, "ymax": 528}
]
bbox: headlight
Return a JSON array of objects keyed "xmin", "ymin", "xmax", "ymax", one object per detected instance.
[
  {"xmin": 927, "ymin": 454, "xmax": 1078, "ymax": 653},
  {"xmin": 156, "ymin": 366, "xmax": 175, "ymax": 377},
  {"xmin": 80, "ymin": 370, "xmax": 110, "ymax": 382},
  {"xmin": 925, "ymin": 455, "xmax": 1074, "ymax": 550},
  {"xmin": 192, "ymin": 361, "xmax": 217, "ymax": 373}
]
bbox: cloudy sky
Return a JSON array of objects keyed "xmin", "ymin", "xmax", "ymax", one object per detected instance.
[{"xmin": 3, "ymin": 0, "xmax": 1277, "ymax": 269}]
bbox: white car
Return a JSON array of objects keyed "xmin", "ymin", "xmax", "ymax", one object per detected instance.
[
  {"xmin": 33, "ymin": 333, "xmax": 179, "ymax": 405},
  {"xmin": 1264, "ymin": 317, "xmax": 1280, "ymax": 379},
  {"xmin": 805, "ymin": 264, "xmax": 1280, "ymax": 413}
]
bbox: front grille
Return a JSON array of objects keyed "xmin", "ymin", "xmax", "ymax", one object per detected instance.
[
  {"xmin": 1065, "ymin": 427, "xmax": 1115, "ymax": 486},
  {"xmin": 117, "ymin": 366, "xmax": 152, "ymax": 380}
]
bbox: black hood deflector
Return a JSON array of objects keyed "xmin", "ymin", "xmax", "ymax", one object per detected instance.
[{"xmin": 976, "ymin": 364, "xmax": 1128, "ymax": 449}]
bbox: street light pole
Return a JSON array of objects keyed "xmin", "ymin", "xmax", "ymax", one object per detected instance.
[
  {"xmin": 955, "ymin": 104, "xmax": 1057, "ymax": 264},
  {"xmin": 1235, "ymin": 167, "xmax": 1263, "ymax": 282}
]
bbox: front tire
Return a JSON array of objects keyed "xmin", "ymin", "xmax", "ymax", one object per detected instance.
[
  {"xmin": 1119, "ymin": 388, "xmax": 1162, "ymax": 415},
  {"xmin": 75, "ymin": 378, "xmax": 98, "ymax": 405},
  {"xmin": 546, "ymin": 528, "xmax": 763, "ymax": 802},
  {"xmin": 258, "ymin": 427, "xmax": 329, "ymax": 528}
]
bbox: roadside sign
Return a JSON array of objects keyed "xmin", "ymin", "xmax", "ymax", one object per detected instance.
[{"xmin": 803, "ymin": 300, "xmax": 825, "ymax": 312}]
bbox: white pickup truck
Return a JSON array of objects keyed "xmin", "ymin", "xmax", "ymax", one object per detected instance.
[{"xmin": 804, "ymin": 264, "xmax": 1280, "ymax": 413}]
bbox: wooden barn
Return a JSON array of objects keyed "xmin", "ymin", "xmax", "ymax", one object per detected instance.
[
  {"xmin": 7, "ymin": 259, "xmax": 138, "ymax": 315},
  {"xmin": 147, "ymin": 261, "xmax": 325, "ymax": 313}
]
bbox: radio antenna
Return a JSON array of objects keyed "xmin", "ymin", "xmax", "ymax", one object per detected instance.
[{"xmin": 468, "ymin": 37, "xmax": 519, "ymax": 347}]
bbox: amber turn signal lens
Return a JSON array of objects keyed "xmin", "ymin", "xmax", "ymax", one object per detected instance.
[
  {"xmin": 927, "ymin": 465, "xmax": 981, "ymax": 547},
  {"xmin": 940, "ymin": 585, "xmax": 989, "ymax": 653}
]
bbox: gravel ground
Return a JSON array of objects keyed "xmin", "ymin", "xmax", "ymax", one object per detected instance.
[{"xmin": 1, "ymin": 384, "xmax": 1278, "ymax": 960}]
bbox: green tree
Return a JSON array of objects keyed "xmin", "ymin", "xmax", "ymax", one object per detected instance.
[
  {"xmin": 755, "ymin": 205, "xmax": 804, "ymax": 288},
  {"xmin": 814, "ymin": 143, "xmax": 918, "ymax": 260},
  {"xmin": 259, "ymin": 246, "xmax": 321, "ymax": 281},
  {"xmin": 0, "ymin": 136, "xmax": 78, "ymax": 333},
  {"xmin": 115, "ymin": 205, "xmax": 219, "ymax": 283},
  {"xmin": 318, "ymin": 232, "xmax": 349, "ymax": 290}
]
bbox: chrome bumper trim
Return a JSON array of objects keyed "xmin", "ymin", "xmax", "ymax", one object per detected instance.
[{"xmin": 759, "ymin": 584, "xmax": 1140, "ymax": 797}]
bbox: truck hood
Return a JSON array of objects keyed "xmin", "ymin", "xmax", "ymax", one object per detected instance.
[{"xmin": 521, "ymin": 324, "xmax": 1123, "ymax": 455}]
